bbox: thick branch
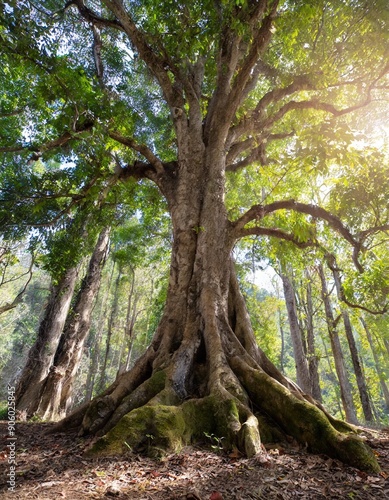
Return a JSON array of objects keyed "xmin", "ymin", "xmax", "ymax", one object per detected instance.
[
  {"xmin": 228, "ymin": 1, "xmax": 279, "ymax": 119},
  {"xmin": 0, "ymin": 120, "xmax": 94, "ymax": 160},
  {"xmin": 232, "ymin": 199, "xmax": 364, "ymax": 271},
  {"xmin": 226, "ymin": 131, "xmax": 294, "ymax": 172},
  {"xmin": 64, "ymin": 0, "xmax": 123, "ymax": 30},
  {"xmin": 100, "ymin": 0, "xmax": 183, "ymax": 109},
  {"xmin": 238, "ymin": 226, "xmax": 318, "ymax": 249},
  {"xmin": 108, "ymin": 131, "xmax": 164, "ymax": 175}
]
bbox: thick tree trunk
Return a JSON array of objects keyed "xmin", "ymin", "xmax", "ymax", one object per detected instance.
[
  {"xmin": 281, "ymin": 273, "xmax": 311, "ymax": 394},
  {"xmin": 15, "ymin": 266, "xmax": 78, "ymax": 416},
  {"xmin": 53, "ymin": 146, "xmax": 379, "ymax": 472},
  {"xmin": 36, "ymin": 227, "xmax": 110, "ymax": 420},
  {"xmin": 317, "ymin": 264, "xmax": 358, "ymax": 425}
]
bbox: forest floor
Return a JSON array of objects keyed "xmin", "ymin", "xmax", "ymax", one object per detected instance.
[{"xmin": 0, "ymin": 421, "xmax": 388, "ymax": 499}]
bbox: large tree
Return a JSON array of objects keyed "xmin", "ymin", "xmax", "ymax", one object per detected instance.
[{"xmin": 2, "ymin": 0, "xmax": 389, "ymax": 472}]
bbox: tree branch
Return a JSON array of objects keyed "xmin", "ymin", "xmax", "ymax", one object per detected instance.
[
  {"xmin": 64, "ymin": 0, "xmax": 123, "ymax": 31},
  {"xmin": 232, "ymin": 199, "xmax": 364, "ymax": 271},
  {"xmin": 0, "ymin": 254, "xmax": 34, "ymax": 316},
  {"xmin": 99, "ymin": 0, "xmax": 183, "ymax": 109},
  {"xmin": 226, "ymin": 131, "xmax": 294, "ymax": 172},
  {"xmin": 1, "ymin": 120, "xmax": 94, "ymax": 159},
  {"xmin": 238, "ymin": 226, "xmax": 318, "ymax": 250},
  {"xmin": 108, "ymin": 131, "xmax": 164, "ymax": 175}
]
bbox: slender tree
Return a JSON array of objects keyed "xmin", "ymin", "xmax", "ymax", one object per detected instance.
[
  {"xmin": 36, "ymin": 226, "xmax": 111, "ymax": 420},
  {"xmin": 2, "ymin": 0, "xmax": 389, "ymax": 471},
  {"xmin": 317, "ymin": 263, "xmax": 358, "ymax": 424},
  {"xmin": 328, "ymin": 255, "xmax": 374, "ymax": 422},
  {"xmin": 280, "ymin": 272, "xmax": 311, "ymax": 394},
  {"xmin": 15, "ymin": 265, "xmax": 79, "ymax": 415}
]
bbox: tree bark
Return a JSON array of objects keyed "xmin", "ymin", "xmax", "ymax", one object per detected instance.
[
  {"xmin": 281, "ymin": 273, "xmax": 311, "ymax": 394},
  {"xmin": 317, "ymin": 263, "xmax": 358, "ymax": 424},
  {"xmin": 329, "ymin": 261, "xmax": 374, "ymax": 422},
  {"xmin": 304, "ymin": 268, "xmax": 322, "ymax": 402},
  {"xmin": 36, "ymin": 227, "xmax": 110, "ymax": 420},
  {"xmin": 15, "ymin": 266, "xmax": 78, "ymax": 416}
]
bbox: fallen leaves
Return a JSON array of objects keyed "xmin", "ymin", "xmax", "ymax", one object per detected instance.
[{"xmin": 0, "ymin": 422, "xmax": 388, "ymax": 499}]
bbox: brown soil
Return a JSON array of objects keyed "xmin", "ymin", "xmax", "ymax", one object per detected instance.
[{"xmin": 0, "ymin": 421, "xmax": 388, "ymax": 499}]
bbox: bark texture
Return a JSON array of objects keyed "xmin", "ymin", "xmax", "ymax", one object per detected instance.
[
  {"xmin": 36, "ymin": 227, "xmax": 110, "ymax": 420},
  {"xmin": 15, "ymin": 266, "xmax": 78, "ymax": 416},
  {"xmin": 317, "ymin": 264, "xmax": 358, "ymax": 425},
  {"xmin": 281, "ymin": 273, "xmax": 311, "ymax": 394}
]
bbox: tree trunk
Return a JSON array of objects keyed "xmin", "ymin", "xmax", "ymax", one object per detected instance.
[
  {"xmin": 117, "ymin": 268, "xmax": 139, "ymax": 376},
  {"xmin": 360, "ymin": 316, "xmax": 389, "ymax": 411},
  {"xmin": 330, "ymin": 260, "xmax": 374, "ymax": 422},
  {"xmin": 53, "ymin": 142, "xmax": 379, "ymax": 473},
  {"xmin": 317, "ymin": 264, "xmax": 358, "ymax": 424},
  {"xmin": 281, "ymin": 273, "xmax": 311, "ymax": 394},
  {"xmin": 305, "ymin": 269, "xmax": 322, "ymax": 402},
  {"xmin": 85, "ymin": 259, "xmax": 116, "ymax": 402},
  {"xmin": 15, "ymin": 266, "xmax": 78, "ymax": 416},
  {"xmin": 36, "ymin": 227, "xmax": 110, "ymax": 420},
  {"xmin": 98, "ymin": 266, "xmax": 122, "ymax": 392}
]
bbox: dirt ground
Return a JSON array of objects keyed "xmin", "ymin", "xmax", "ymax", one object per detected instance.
[{"xmin": 0, "ymin": 421, "xmax": 388, "ymax": 499}]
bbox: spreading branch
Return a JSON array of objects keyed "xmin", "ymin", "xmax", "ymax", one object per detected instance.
[
  {"xmin": 238, "ymin": 226, "xmax": 318, "ymax": 250},
  {"xmin": 0, "ymin": 120, "xmax": 94, "ymax": 160},
  {"xmin": 108, "ymin": 131, "xmax": 165, "ymax": 175},
  {"xmin": 232, "ymin": 199, "xmax": 364, "ymax": 271}
]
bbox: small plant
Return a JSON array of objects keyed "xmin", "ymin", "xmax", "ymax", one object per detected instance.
[
  {"xmin": 204, "ymin": 432, "xmax": 225, "ymax": 453},
  {"xmin": 123, "ymin": 441, "xmax": 132, "ymax": 452}
]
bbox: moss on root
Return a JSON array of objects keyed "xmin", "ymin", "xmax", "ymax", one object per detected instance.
[
  {"xmin": 85, "ymin": 394, "xmax": 262, "ymax": 459},
  {"xmin": 232, "ymin": 359, "xmax": 380, "ymax": 473},
  {"xmin": 87, "ymin": 405, "xmax": 188, "ymax": 457}
]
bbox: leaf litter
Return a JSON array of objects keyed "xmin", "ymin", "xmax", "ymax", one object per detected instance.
[{"xmin": 0, "ymin": 422, "xmax": 388, "ymax": 499}]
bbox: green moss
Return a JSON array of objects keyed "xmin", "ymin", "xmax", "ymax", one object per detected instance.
[
  {"xmin": 87, "ymin": 405, "xmax": 188, "ymax": 457},
  {"xmin": 239, "ymin": 365, "xmax": 380, "ymax": 472}
]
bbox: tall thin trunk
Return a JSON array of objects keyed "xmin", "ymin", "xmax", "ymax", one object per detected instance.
[
  {"xmin": 384, "ymin": 339, "xmax": 389, "ymax": 358},
  {"xmin": 15, "ymin": 266, "xmax": 78, "ymax": 416},
  {"xmin": 98, "ymin": 266, "xmax": 122, "ymax": 391},
  {"xmin": 281, "ymin": 273, "xmax": 311, "ymax": 394},
  {"xmin": 330, "ymin": 260, "xmax": 374, "ymax": 422},
  {"xmin": 117, "ymin": 269, "xmax": 136, "ymax": 376},
  {"xmin": 360, "ymin": 316, "xmax": 389, "ymax": 411},
  {"xmin": 85, "ymin": 259, "xmax": 116, "ymax": 402},
  {"xmin": 36, "ymin": 227, "xmax": 110, "ymax": 420},
  {"xmin": 317, "ymin": 263, "xmax": 358, "ymax": 424},
  {"xmin": 305, "ymin": 269, "xmax": 322, "ymax": 402}
]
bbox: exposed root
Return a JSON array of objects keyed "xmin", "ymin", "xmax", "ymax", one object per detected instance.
[{"xmin": 231, "ymin": 356, "xmax": 380, "ymax": 473}]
